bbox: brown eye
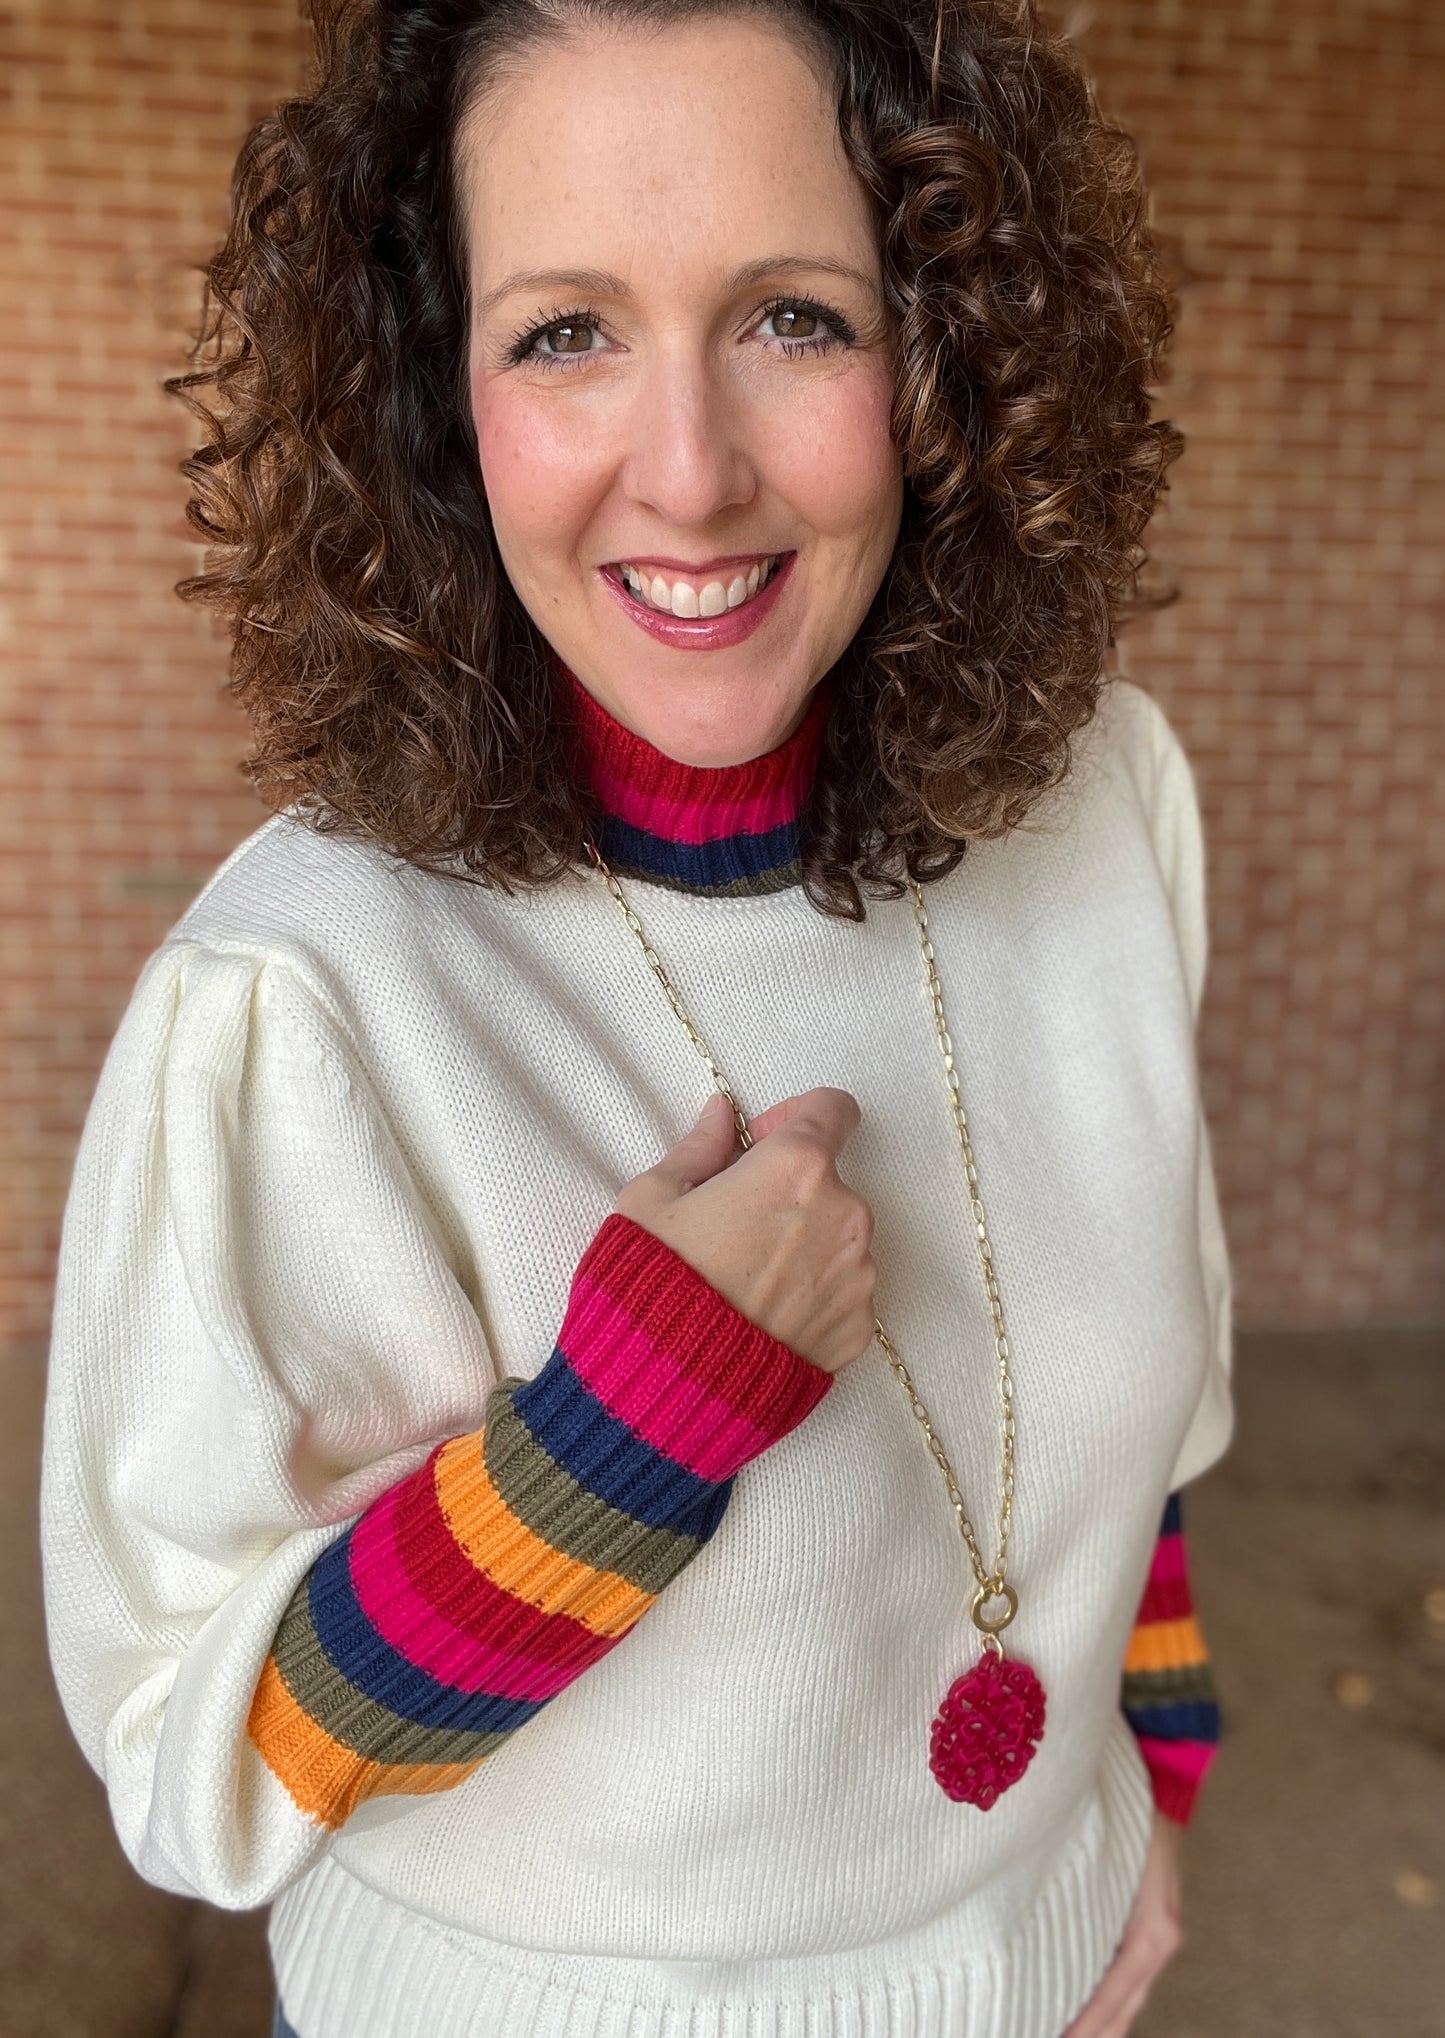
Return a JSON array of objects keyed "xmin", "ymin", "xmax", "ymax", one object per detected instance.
[
  {"xmin": 542, "ymin": 320, "xmax": 595, "ymax": 354},
  {"xmin": 771, "ymin": 306, "xmax": 819, "ymax": 340}
]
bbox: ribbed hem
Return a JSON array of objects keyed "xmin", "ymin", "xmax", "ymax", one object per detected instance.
[
  {"xmin": 1139, "ymin": 1742, "xmax": 1213, "ymax": 1825},
  {"xmin": 269, "ymin": 1715, "xmax": 1155, "ymax": 2038},
  {"xmin": 1152, "ymin": 1776, "xmax": 1196, "ymax": 1825},
  {"xmin": 575, "ymin": 1214, "xmax": 834, "ymax": 1475}
]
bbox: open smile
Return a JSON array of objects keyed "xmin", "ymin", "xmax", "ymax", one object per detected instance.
[
  {"xmin": 598, "ymin": 551, "xmax": 795, "ymax": 652},
  {"xmin": 612, "ymin": 554, "xmax": 783, "ymax": 618}
]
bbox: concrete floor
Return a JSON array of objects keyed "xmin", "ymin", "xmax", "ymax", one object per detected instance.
[{"xmin": 4, "ymin": 1328, "xmax": 1442, "ymax": 2038}]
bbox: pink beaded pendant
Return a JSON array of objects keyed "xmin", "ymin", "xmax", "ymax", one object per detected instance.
[{"xmin": 929, "ymin": 1647, "xmax": 1047, "ymax": 1808}]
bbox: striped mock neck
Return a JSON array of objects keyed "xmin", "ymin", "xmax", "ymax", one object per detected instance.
[{"xmin": 562, "ymin": 664, "xmax": 828, "ymax": 897}]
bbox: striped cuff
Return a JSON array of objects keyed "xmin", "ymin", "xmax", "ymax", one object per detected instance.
[
  {"xmin": 1121, "ymin": 1490, "xmax": 1222, "ymax": 1825},
  {"xmin": 248, "ymin": 1213, "xmax": 833, "ymax": 1830}
]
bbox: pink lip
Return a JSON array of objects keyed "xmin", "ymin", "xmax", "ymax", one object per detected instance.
[
  {"xmin": 599, "ymin": 553, "xmax": 795, "ymax": 653},
  {"xmin": 613, "ymin": 552, "xmax": 778, "ymax": 575}
]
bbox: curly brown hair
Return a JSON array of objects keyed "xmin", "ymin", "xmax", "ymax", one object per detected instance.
[{"xmin": 167, "ymin": 0, "xmax": 1184, "ymax": 921}]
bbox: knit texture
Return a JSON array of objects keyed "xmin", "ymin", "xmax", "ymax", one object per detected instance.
[
  {"xmin": 249, "ymin": 1213, "xmax": 832, "ymax": 1829},
  {"xmin": 564, "ymin": 662, "xmax": 829, "ymax": 895},
  {"xmin": 247, "ymin": 669, "xmax": 1219, "ymax": 1835},
  {"xmin": 1119, "ymin": 1490, "xmax": 1221, "ymax": 1823},
  {"xmin": 568, "ymin": 665, "xmax": 1223, "ymax": 1828},
  {"xmin": 40, "ymin": 673, "xmax": 1235, "ymax": 2038}
]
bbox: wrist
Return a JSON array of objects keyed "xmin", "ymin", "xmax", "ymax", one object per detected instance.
[{"xmin": 560, "ymin": 1212, "xmax": 833, "ymax": 1480}]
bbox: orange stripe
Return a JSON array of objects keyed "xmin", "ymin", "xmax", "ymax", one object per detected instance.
[
  {"xmin": 433, "ymin": 1429, "xmax": 655, "ymax": 1638},
  {"xmin": 1123, "ymin": 1614, "xmax": 1209, "ymax": 1675},
  {"xmin": 247, "ymin": 1654, "xmax": 485, "ymax": 1830}
]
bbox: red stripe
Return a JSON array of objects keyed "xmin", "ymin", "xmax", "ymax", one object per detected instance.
[
  {"xmin": 388, "ymin": 1450, "xmax": 617, "ymax": 1677},
  {"xmin": 561, "ymin": 660, "xmax": 829, "ymax": 852},
  {"xmin": 1146, "ymin": 1529, "xmax": 1188, "ymax": 1583},
  {"xmin": 1136, "ymin": 1571, "xmax": 1194, "ymax": 1625},
  {"xmin": 577, "ymin": 1216, "xmax": 832, "ymax": 1452},
  {"xmin": 1135, "ymin": 1529, "xmax": 1195, "ymax": 1625},
  {"xmin": 561, "ymin": 1268, "xmax": 781, "ymax": 1480},
  {"xmin": 1138, "ymin": 1735, "xmax": 1217, "ymax": 1824},
  {"xmin": 346, "ymin": 1473, "xmax": 597, "ymax": 1703},
  {"xmin": 581, "ymin": 748, "xmax": 814, "ymax": 846}
]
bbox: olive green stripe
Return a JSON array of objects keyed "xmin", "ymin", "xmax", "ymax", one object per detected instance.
[
  {"xmin": 481, "ymin": 1384, "xmax": 707, "ymax": 1597},
  {"xmin": 613, "ymin": 858, "xmax": 802, "ymax": 898},
  {"xmin": 1122, "ymin": 1660, "xmax": 1220, "ymax": 1709},
  {"xmin": 269, "ymin": 1575, "xmax": 510, "ymax": 1769}
]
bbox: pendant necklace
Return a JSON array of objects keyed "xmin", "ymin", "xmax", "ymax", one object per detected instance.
[{"xmin": 583, "ymin": 838, "xmax": 1047, "ymax": 1809}]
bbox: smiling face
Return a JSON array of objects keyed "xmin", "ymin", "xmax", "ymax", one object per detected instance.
[{"xmin": 459, "ymin": 11, "xmax": 904, "ymax": 767}]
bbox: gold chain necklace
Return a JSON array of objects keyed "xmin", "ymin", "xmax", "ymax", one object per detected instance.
[{"xmin": 583, "ymin": 837, "xmax": 1048, "ymax": 1809}]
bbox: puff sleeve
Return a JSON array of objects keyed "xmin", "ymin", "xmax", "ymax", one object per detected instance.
[
  {"xmin": 1144, "ymin": 695, "xmax": 1236, "ymax": 1493},
  {"xmin": 39, "ymin": 942, "xmax": 830, "ymax": 1910}
]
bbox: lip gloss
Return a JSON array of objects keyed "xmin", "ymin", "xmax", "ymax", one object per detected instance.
[{"xmin": 599, "ymin": 553, "xmax": 795, "ymax": 653}]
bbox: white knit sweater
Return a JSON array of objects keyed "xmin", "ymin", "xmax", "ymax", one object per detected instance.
[{"xmin": 41, "ymin": 675, "xmax": 1233, "ymax": 2038}]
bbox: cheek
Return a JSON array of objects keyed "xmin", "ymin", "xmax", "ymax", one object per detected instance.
[
  {"xmin": 469, "ymin": 369, "xmax": 605, "ymax": 570},
  {"xmin": 762, "ymin": 360, "xmax": 901, "ymax": 547}
]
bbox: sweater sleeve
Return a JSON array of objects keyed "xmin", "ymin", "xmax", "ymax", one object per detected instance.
[
  {"xmin": 246, "ymin": 1210, "xmax": 831, "ymax": 1834},
  {"xmin": 1119, "ymin": 1489, "xmax": 1222, "ymax": 1825},
  {"xmin": 40, "ymin": 941, "xmax": 831, "ymax": 1910},
  {"xmin": 1141, "ymin": 689, "xmax": 1235, "ymax": 1492}
]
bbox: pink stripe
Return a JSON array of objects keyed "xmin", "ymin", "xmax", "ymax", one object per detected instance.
[
  {"xmin": 1146, "ymin": 1530, "xmax": 1188, "ymax": 1586},
  {"xmin": 585, "ymin": 751, "xmax": 809, "ymax": 845},
  {"xmin": 1135, "ymin": 1735, "xmax": 1216, "ymax": 1785},
  {"xmin": 562, "ymin": 1271, "xmax": 777, "ymax": 1480},
  {"xmin": 347, "ymin": 1479, "xmax": 586, "ymax": 1703}
]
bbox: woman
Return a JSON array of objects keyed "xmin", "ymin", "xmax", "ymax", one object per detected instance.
[{"xmin": 40, "ymin": 1, "xmax": 1233, "ymax": 2035}]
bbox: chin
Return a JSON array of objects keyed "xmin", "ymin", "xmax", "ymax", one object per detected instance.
[
  {"xmin": 656, "ymin": 717, "xmax": 779, "ymax": 769},
  {"xmin": 609, "ymin": 665, "xmax": 819, "ymax": 769}
]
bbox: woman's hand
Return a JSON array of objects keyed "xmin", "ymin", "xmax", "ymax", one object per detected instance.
[
  {"xmin": 1060, "ymin": 1810, "xmax": 1185, "ymax": 2038},
  {"xmin": 616, "ymin": 1086, "xmax": 878, "ymax": 1374}
]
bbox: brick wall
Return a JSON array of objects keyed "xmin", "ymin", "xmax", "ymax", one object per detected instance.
[
  {"xmin": 2, "ymin": 0, "xmax": 1441, "ymax": 1352},
  {"xmin": 1, "ymin": 1, "xmax": 308, "ymax": 1358},
  {"xmin": 1059, "ymin": 0, "xmax": 1445, "ymax": 1323}
]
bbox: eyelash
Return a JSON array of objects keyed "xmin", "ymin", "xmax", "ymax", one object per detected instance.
[{"xmin": 503, "ymin": 294, "xmax": 858, "ymax": 370}]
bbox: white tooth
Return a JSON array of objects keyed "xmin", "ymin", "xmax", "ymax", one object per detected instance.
[
  {"xmin": 649, "ymin": 575, "xmax": 671, "ymax": 610},
  {"xmin": 698, "ymin": 580, "xmax": 727, "ymax": 617},
  {"xmin": 726, "ymin": 575, "xmax": 749, "ymax": 608},
  {"xmin": 746, "ymin": 564, "xmax": 760, "ymax": 596},
  {"xmin": 670, "ymin": 581, "xmax": 700, "ymax": 618}
]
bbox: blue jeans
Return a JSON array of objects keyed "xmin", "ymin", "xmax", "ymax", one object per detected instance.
[{"xmin": 272, "ymin": 2006, "xmax": 302, "ymax": 2038}]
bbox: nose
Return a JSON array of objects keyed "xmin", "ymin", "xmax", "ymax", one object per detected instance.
[{"xmin": 619, "ymin": 344, "xmax": 758, "ymax": 529}]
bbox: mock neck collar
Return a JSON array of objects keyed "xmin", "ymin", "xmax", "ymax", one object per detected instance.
[{"xmin": 561, "ymin": 664, "xmax": 827, "ymax": 897}]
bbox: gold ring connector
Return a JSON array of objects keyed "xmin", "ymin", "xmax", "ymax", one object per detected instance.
[{"xmin": 970, "ymin": 1578, "xmax": 1018, "ymax": 1636}]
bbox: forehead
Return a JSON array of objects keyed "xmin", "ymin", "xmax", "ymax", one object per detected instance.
[{"xmin": 455, "ymin": 15, "xmax": 875, "ymax": 281}]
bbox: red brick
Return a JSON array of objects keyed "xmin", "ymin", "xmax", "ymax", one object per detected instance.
[{"xmin": 3, "ymin": 0, "xmax": 1441, "ymax": 1347}]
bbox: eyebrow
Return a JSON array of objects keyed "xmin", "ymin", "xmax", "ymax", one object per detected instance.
[{"xmin": 473, "ymin": 253, "xmax": 879, "ymax": 321}]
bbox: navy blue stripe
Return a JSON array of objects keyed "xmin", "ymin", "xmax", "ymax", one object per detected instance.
[
  {"xmin": 512, "ymin": 1346, "xmax": 733, "ymax": 1543},
  {"xmin": 598, "ymin": 813, "xmax": 801, "ymax": 890},
  {"xmin": 1125, "ymin": 1699, "xmax": 1221, "ymax": 1741},
  {"xmin": 1160, "ymin": 1489, "xmax": 1183, "ymax": 1535},
  {"xmin": 304, "ymin": 1530, "xmax": 550, "ymax": 1735}
]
